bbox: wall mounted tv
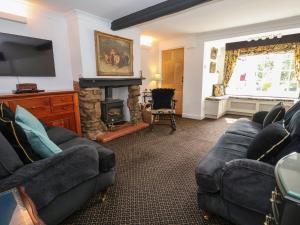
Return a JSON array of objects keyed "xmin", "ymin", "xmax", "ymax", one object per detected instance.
[{"xmin": 0, "ymin": 32, "xmax": 56, "ymax": 77}]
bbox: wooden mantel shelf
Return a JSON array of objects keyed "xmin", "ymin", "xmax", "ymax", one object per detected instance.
[{"xmin": 79, "ymin": 78, "xmax": 142, "ymax": 88}]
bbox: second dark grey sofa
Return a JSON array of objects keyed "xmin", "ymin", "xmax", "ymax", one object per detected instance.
[{"xmin": 195, "ymin": 102, "xmax": 300, "ymax": 225}]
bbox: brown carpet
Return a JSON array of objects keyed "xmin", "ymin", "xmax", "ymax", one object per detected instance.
[{"xmin": 62, "ymin": 117, "xmax": 238, "ymax": 225}]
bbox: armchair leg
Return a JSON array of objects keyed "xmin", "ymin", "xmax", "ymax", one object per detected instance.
[
  {"xmin": 203, "ymin": 211, "xmax": 211, "ymax": 221},
  {"xmin": 99, "ymin": 188, "xmax": 109, "ymax": 203},
  {"xmin": 171, "ymin": 115, "xmax": 176, "ymax": 131}
]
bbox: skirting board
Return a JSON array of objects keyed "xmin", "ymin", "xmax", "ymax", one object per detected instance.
[{"xmin": 182, "ymin": 113, "xmax": 203, "ymax": 120}]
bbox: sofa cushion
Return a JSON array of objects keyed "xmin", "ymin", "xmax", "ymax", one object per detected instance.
[
  {"xmin": 47, "ymin": 126, "xmax": 78, "ymax": 145},
  {"xmin": 0, "ymin": 103, "xmax": 15, "ymax": 120},
  {"xmin": 17, "ymin": 122, "xmax": 62, "ymax": 158},
  {"xmin": 247, "ymin": 123, "xmax": 290, "ymax": 165},
  {"xmin": 263, "ymin": 102, "xmax": 285, "ymax": 128},
  {"xmin": 0, "ymin": 132, "xmax": 23, "ymax": 179},
  {"xmin": 226, "ymin": 118, "xmax": 262, "ymax": 138},
  {"xmin": 286, "ymin": 110, "xmax": 300, "ymax": 138},
  {"xmin": 15, "ymin": 106, "xmax": 48, "ymax": 137},
  {"xmin": 59, "ymin": 137, "xmax": 115, "ymax": 172},
  {"xmin": 284, "ymin": 100, "xmax": 300, "ymax": 126},
  {"xmin": 0, "ymin": 117, "xmax": 41, "ymax": 163},
  {"xmin": 195, "ymin": 133, "xmax": 252, "ymax": 193}
]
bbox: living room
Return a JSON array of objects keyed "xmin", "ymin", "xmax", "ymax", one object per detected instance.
[{"xmin": 0, "ymin": 0, "xmax": 300, "ymax": 225}]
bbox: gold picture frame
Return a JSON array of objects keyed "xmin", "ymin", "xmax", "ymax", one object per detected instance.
[
  {"xmin": 210, "ymin": 47, "xmax": 218, "ymax": 60},
  {"xmin": 94, "ymin": 31, "xmax": 133, "ymax": 76},
  {"xmin": 209, "ymin": 62, "xmax": 216, "ymax": 73}
]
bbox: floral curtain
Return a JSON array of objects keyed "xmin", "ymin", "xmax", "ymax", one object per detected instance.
[{"xmin": 223, "ymin": 42, "xmax": 300, "ymax": 86}]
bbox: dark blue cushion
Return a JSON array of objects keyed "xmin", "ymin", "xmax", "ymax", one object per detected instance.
[
  {"xmin": 247, "ymin": 123, "xmax": 290, "ymax": 165},
  {"xmin": 0, "ymin": 132, "xmax": 23, "ymax": 179},
  {"xmin": 284, "ymin": 101, "xmax": 300, "ymax": 126},
  {"xmin": 286, "ymin": 110, "xmax": 300, "ymax": 137},
  {"xmin": 263, "ymin": 102, "xmax": 285, "ymax": 128},
  {"xmin": 0, "ymin": 103, "xmax": 14, "ymax": 120}
]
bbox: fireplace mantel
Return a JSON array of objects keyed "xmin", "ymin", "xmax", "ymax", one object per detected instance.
[{"xmin": 79, "ymin": 78, "xmax": 142, "ymax": 88}]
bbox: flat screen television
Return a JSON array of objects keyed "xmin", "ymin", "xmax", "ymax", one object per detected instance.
[{"xmin": 0, "ymin": 32, "xmax": 56, "ymax": 77}]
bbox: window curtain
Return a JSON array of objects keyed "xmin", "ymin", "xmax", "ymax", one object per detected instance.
[{"xmin": 223, "ymin": 43, "xmax": 300, "ymax": 86}]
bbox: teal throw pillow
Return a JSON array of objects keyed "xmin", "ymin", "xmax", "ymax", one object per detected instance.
[
  {"xmin": 15, "ymin": 105, "xmax": 47, "ymax": 137},
  {"xmin": 16, "ymin": 122, "xmax": 62, "ymax": 158}
]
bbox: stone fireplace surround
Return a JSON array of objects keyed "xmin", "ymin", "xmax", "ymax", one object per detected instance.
[{"xmin": 78, "ymin": 78, "xmax": 143, "ymax": 140}]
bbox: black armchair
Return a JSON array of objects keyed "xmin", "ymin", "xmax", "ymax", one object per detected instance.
[{"xmin": 150, "ymin": 88, "xmax": 176, "ymax": 131}]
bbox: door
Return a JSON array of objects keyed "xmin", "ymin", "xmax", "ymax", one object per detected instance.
[{"xmin": 162, "ymin": 48, "xmax": 184, "ymax": 115}]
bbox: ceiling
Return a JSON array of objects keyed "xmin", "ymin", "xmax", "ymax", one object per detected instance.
[
  {"xmin": 31, "ymin": 0, "xmax": 300, "ymax": 39},
  {"xmin": 30, "ymin": 0, "xmax": 165, "ymax": 20},
  {"xmin": 138, "ymin": 0, "xmax": 300, "ymax": 38}
]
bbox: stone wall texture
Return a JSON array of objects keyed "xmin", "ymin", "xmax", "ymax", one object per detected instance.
[
  {"xmin": 79, "ymin": 88, "xmax": 107, "ymax": 140},
  {"xmin": 79, "ymin": 85, "xmax": 142, "ymax": 140},
  {"xmin": 128, "ymin": 85, "xmax": 142, "ymax": 124}
]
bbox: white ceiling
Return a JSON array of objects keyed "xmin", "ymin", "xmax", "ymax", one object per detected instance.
[
  {"xmin": 30, "ymin": 0, "xmax": 165, "ymax": 20},
  {"xmin": 31, "ymin": 0, "xmax": 300, "ymax": 39},
  {"xmin": 138, "ymin": 0, "xmax": 300, "ymax": 38}
]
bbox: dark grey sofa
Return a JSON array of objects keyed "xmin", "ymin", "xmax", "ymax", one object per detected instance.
[
  {"xmin": 0, "ymin": 126, "xmax": 115, "ymax": 225},
  {"xmin": 195, "ymin": 102, "xmax": 300, "ymax": 225}
]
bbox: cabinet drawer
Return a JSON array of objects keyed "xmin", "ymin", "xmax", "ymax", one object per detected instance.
[
  {"xmin": 52, "ymin": 104, "xmax": 74, "ymax": 113},
  {"xmin": 9, "ymin": 97, "xmax": 51, "ymax": 117},
  {"xmin": 51, "ymin": 95, "xmax": 73, "ymax": 105}
]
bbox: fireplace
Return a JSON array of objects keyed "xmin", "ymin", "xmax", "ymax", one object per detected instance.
[
  {"xmin": 101, "ymin": 87, "xmax": 124, "ymax": 125},
  {"xmin": 78, "ymin": 78, "xmax": 143, "ymax": 140}
]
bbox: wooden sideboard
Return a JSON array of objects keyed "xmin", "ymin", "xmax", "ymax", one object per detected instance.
[{"xmin": 0, "ymin": 91, "xmax": 81, "ymax": 135}]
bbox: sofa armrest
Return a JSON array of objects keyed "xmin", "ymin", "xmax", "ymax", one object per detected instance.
[
  {"xmin": 0, "ymin": 145, "xmax": 99, "ymax": 209},
  {"xmin": 252, "ymin": 111, "xmax": 269, "ymax": 124},
  {"xmin": 221, "ymin": 159, "xmax": 275, "ymax": 214}
]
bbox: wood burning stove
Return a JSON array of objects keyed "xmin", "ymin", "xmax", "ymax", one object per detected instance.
[{"xmin": 101, "ymin": 87, "xmax": 124, "ymax": 125}]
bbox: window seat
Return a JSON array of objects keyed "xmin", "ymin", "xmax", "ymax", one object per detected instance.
[{"xmin": 205, "ymin": 95, "xmax": 297, "ymax": 119}]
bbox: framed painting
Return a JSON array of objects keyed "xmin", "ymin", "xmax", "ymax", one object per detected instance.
[
  {"xmin": 213, "ymin": 84, "xmax": 225, "ymax": 97},
  {"xmin": 210, "ymin": 47, "xmax": 218, "ymax": 60},
  {"xmin": 209, "ymin": 62, "xmax": 216, "ymax": 73},
  {"xmin": 94, "ymin": 31, "xmax": 133, "ymax": 76}
]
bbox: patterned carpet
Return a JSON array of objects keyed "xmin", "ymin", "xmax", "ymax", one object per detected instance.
[{"xmin": 62, "ymin": 117, "xmax": 238, "ymax": 225}]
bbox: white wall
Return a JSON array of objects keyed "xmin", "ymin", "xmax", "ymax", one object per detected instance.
[
  {"xmin": 0, "ymin": 2, "xmax": 73, "ymax": 93},
  {"xmin": 159, "ymin": 35, "xmax": 203, "ymax": 120},
  {"xmin": 157, "ymin": 16, "xmax": 300, "ymax": 120},
  {"xmin": 140, "ymin": 43, "xmax": 159, "ymax": 91},
  {"xmin": 66, "ymin": 10, "xmax": 142, "ymax": 121},
  {"xmin": 67, "ymin": 10, "xmax": 141, "ymax": 81}
]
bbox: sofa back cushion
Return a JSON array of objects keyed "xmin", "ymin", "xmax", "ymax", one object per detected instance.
[
  {"xmin": 0, "ymin": 117, "xmax": 41, "ymax": 163},
  {"xmin": 247, "ymin": 123, "xmax": 291, "ymax": 165},
  {"xmin": 0, "ymin": 132, "xmax": 23, "ymax": 179},
  {"xmin": 286, "ymin": 110, "xmax": 300, "ymax": 138},
  {"xmin": 0, "ymin": 103, "xmax": 15, "ymax": 120},
  {"xmin": 263, "ymin": 102, "xmax": 285, "ymax": 128},
  {"xmin": 284, "ymin": 100, "xmax": 300, "ymax": 126}
]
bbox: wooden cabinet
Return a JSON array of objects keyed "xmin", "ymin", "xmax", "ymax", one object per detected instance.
[{"xmin": 0, "ymin": 91, "xmax": 81, "ymax": 135}]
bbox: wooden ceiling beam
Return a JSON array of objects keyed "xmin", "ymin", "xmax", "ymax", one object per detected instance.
[{"xmin": 111, "ymin": 0, "xmax": 212, "ymax": 31}]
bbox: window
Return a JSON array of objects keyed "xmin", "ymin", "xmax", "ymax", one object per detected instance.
[{"xmin": 226, "ymin": 51, "xmax": 298, "ymax": 98}]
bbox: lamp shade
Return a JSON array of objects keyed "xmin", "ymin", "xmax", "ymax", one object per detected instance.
[{"xmin": 152, "ymin": 73, "xmax": 162, "ymax": 81}]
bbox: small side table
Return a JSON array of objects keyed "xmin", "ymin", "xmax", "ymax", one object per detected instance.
[
  {"xmin": 0, "ymin": 186, "xmax": 45, "ymax": 225},
  {"xmin": 265, "ymin": 153, "xmax": 300, "ymax": 225}
]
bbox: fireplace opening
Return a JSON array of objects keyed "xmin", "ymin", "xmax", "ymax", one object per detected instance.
[{"xmin": 101, "ymin": 87, "xmax": 124, "ymax": 125}]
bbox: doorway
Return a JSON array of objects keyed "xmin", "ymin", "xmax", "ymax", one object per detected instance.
[{"xmin": 162, "ymin": 48, "xmax": 184, "ymax": 115}]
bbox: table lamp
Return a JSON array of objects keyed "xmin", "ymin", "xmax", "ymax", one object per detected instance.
[{"xmin": 152, "ymin": 73, "xmax": 162, "ymax": 88}]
